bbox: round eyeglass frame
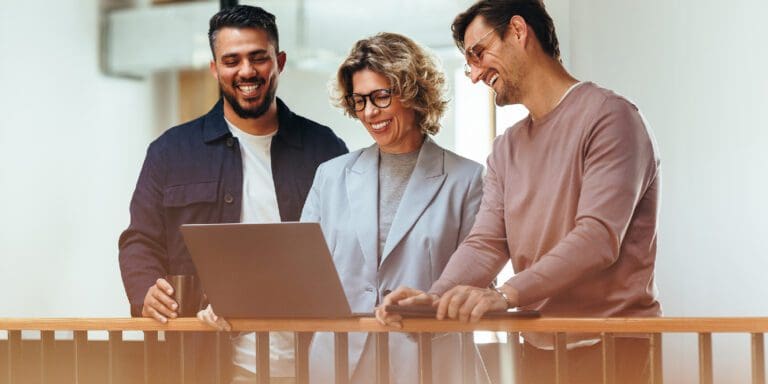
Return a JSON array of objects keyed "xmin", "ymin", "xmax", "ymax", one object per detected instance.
[{"xmin": 346, "ymin": 88, "xmax": 393, "ymax": 112}]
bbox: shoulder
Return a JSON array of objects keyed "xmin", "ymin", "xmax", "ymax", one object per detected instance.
[
  {"xmin": 572, "ymin": 82, "xmax": 642, "ymax": 122},
  {"xmin": 148, "ymin": 101, "xmax": 225, "ymax": 152},
  {"xmin": 294, "ymin": 113, "xmax": 344, "ymax": 143},
  {"xmin": 146, "ymin": 113, "xmax": 210, "ymax": 158},
  {"xmin": 578, "ymin": 83, "xmax": 653, "ymax": 141},
  {"xmin": 278, "ymin": 99, "xmax": 348, "ymax": 152},
  {"xmin": 574, "ymin": 84, "xmax": 659, "ymax": 162},
  {"xmin": 315, "ymin": 146, "xmax": 370, "ymax": 175}
]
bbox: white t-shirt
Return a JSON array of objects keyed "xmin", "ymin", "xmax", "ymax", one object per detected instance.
[{"xmin": 226, "ymin": 118, "xmax": 295, "ymax": 377}]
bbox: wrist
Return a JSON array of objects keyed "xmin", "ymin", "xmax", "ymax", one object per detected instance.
[{"xmin": 492, "ymin": 286, "xmax": 512, "ymax": 309}]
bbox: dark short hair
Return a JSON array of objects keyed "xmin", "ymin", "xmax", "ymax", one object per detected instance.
[
  {"xmin": 208, "ymin": 5, "xmax": 279, "ymax": 59},
  {"xmin": 452, "ymin": 0, "xmax": 560, "ymax": 60}
]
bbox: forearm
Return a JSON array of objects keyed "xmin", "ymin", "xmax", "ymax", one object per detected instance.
[
  {"xmin": 119, "ymin": 234, "xmax": 167, "ymax": 316},
  {"xmin": 505, "ymin": 217, "xmax": 616, "ymax": 306},
  {"xmin": 429, "ymin": 236, "xmax": 509, "ymax": 296}
]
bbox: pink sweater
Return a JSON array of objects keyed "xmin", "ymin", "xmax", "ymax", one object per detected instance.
[{"xmin": 430, "ymin": 82, "xmax": 661, "ymax": 346}]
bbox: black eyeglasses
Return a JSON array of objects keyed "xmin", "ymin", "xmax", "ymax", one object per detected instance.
[{"xmin": 345, "ymin": 89, "xmax": 393, "ymax": 112}]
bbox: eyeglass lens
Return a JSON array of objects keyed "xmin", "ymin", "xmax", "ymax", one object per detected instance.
[{"xmin": 349, "ymin": 89, "xmax": 392, "ymax": 112}]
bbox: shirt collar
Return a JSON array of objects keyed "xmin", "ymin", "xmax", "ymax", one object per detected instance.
[{"xmin": 202, "ymin": 97, "xmax": 301, "ymax": 148}]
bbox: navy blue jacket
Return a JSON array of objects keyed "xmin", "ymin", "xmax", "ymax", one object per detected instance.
[{"xmin": 119, "ymin": 98, "xmax": 348, "ymax": 316}]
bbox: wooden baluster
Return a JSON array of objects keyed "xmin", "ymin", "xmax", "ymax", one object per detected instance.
[
  {"xmin": 143, "ymin": 331, "xmax": 158, "ymax": 384},
  {"xmin": 461, "ymin": 332, "xmax": 475, "ymax": 384},
  {"xmin": 752, "ymin": 333, "xmax": 766, "ymax": 384},
  {"xmin": 334, "ymin": 332, "xmax": 349, "ymax": 384},
  {"xmin": 8, "ymin": 330, "xmax": 21, "ymax": 384},
  {"xmin": 166, "ymin": 332, "xmax": 181, "ymax": 384},
  {"xmin": 698, "ymin": 333, "xmax": 713, "ymax": 384},
  {"xmin": 109, "ymin": 331, "xmax": 122, "ymax": 384},
  {"xmin": 295, "ymin": 332, "xmax": 312, "ymax": 384},
  {"xmin": 40, "ymin": 330, "xmax": 54, "ymax": 384},
  {"xmin": 554, "ymin": 332, "xmax": 569, "ymax": 384},
  {"xmin": 375, "ymin": 332, "xmax": 389, "ymax": 384},
  {"xmin": 499, "ymin": 332, "xmax": 523, "ymax": 384},
  {"xmin": 601, "ymin": 333, "xmax": 616, "ymax": 384},
  {"xmin": 417, "ymin": 333, "xmax": 432, "ymax": 384},
  {"xmin": 255, "ymin": 332, "xmax": 270, "ymax": 384},
  {"xmin": 74, "ymin": 331, "xmax": 87, "ymax": 384},
  {"xmin": 216, "ymin": 332, "xmax": 226, "ymax": 384},
  {"xmin": 650, "ymin": 333, "xmax": 663, "ymax": 384},
  {"xmin": 180, "ymin": 332, "xmax": 195, "ymax": 384}
]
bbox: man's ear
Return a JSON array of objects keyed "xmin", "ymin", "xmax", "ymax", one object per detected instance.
[
  {"xmin": 277, "ymin": 51, "xmax": 287, "ymax": 73},
  {"xmin": 508, "ymin": 15, "xmax": 528, "ymax": 43},
  {"xmin": 209, "ymin": 59, "xmax": 219, "ymax": 81}
]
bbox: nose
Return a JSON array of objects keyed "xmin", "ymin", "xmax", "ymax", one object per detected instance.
[
  {"xmin": 363, "ymin": 99, "xmax": 379, "ymax": 119},
  {"xmin": 468, "ymin": 63, "xmax": 483, "ymax": 84},
  {"xmin": 238, "ymin": 61, "xmax": 257, "ymax": 78}
]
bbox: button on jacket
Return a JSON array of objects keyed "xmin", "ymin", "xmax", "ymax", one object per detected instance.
[{"xmin": 119, "ymin": 98, "xmax": 348, "ymax": 316}]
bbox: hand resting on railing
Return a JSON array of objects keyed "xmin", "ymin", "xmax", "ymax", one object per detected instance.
[
  {"xmin": 196, "ymin": 304, "xmax": 232, "ymax": 331},
  {"xmin": 375, "ymin": 286, "xmax": 438, "ymax": 328},
  {"xmin": 376, "ymin": 284, "xmax": 521, "ymax": 326}
]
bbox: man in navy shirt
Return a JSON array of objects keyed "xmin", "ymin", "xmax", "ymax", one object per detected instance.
[{"xmin": 118, "ymin": 5, "xmax": 347, "ymax": 381}]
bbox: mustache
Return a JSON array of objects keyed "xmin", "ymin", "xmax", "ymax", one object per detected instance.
[{"xmin": 233, "ymin": 77, "xmax": 266, "ymax": 87}]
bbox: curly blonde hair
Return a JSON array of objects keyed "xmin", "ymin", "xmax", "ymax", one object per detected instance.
[{"xmin": 332, "ymin": 32, "xmax": 448, "ymax": 135}]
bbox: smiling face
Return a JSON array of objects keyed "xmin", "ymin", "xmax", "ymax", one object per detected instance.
[
  {"xmin": 463, "ymin": 16, "xmax": 526, "ymax": 106},
  {"xmin": 351, "ymin": 69, "xmax": 423, "ymax": 154},
  {"xmin": 209, "ymin": 27, "xmax": 285, "ymax": 121}
]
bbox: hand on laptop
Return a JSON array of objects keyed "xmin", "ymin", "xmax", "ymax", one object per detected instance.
[
  {"xmin": 375, "ymin": 286, "xmax": 438, "ymax": 328},
  {"xmin": 197, "ymin": 304, "xmax": 232, "ymax": 331},
  {"xmin": 142, "ymin": 278, "xmax": 177, "ymax": 323}
]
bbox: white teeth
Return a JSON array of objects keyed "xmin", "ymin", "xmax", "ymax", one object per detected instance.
[
  {"xmin": 239, "ymin": 84, "xmax": 261, "ymax": 93},
  {"xmin": 488, "ymin": 74, "xmax": 499, "ymax": 87},
  {"xmin": 371, "ymin": 120, "xmax": 391, "ymax": 130}
]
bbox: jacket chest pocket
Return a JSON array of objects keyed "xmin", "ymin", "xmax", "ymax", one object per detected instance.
[{"xmin": 163, "ymin": 181, "xmax": 219, "ymax": 208}]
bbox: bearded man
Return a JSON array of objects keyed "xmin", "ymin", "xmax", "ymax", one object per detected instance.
[{"xmin": 118, "ymin": 5, "xmax": 347, "ymax": 383}]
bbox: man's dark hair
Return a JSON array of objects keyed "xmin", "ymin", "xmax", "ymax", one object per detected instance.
[
  {"xmin": 208, "ymin": 5, "xmax": 279, "ymax": 58},
  {"xmin": 452, "ymin": 0, "xmax": 560, "ymax": 60}
]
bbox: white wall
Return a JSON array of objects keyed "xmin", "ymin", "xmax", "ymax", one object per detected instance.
[
  {"xmin": 0, "ymin": 0, "xmax": 156, "ymax": 317},
  {"xmin": 564, "ymin": 0, "xmax": 768, "ymax": 382}
]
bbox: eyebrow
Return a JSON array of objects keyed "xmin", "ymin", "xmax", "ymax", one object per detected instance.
[{"xmin": 220, "ymin": 49, "xmax": 270, "ymax": 60}]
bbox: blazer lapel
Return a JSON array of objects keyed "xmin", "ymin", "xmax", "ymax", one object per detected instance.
[
  {"xmin": 380, "ymin": 138, "xmax": 446, "ymax": 264},
  {"xmin": 345, "ymin": 145, "xmax": 380, "ymax": 268}
]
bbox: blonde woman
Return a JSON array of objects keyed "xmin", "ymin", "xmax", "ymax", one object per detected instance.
[{"xmin": 301, "ymin": 32, "xmax": 489, "ymax": 384}]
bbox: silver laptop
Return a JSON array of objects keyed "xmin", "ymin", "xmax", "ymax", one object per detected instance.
[{"xmin": 180, "ymin": 222, "xmax": 354, "ymax": 318}]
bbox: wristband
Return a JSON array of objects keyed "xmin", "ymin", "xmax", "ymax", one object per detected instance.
[{"xmin": 492, "ymin": 286, "xmax": 511, "ymax": 309}]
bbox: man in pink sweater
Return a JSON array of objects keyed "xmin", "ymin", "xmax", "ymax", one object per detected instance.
[{"xmin": 376, "ymin": 1, "xmax": 661, "ymax": 383}]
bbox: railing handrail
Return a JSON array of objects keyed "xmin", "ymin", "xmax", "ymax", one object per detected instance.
[{"xmin": 2, "ymin": 317, "xmax": 768, "ymax": 333}]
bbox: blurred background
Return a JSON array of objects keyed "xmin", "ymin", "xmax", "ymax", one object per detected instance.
[{"xmin": 1, "ymin": 0, "xmax": 767, "ymax": 382}]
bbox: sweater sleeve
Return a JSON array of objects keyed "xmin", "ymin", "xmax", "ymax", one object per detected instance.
[
  {"xmin": 429, "ymin": 148, "xmax": 511, "ymax": 296},
  {"xmin": 505, "ymin": 97, "xmax": 659, "ymax": 306}
]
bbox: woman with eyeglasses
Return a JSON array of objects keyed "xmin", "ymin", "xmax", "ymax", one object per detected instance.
[{"xmin": 301, "ymin": 32, "xmax": 489, "ymax": 384}]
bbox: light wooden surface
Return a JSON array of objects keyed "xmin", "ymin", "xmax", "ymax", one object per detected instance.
[{"xmin": 2, "ymin": 317, "xmax": 768, "ymax": 333}]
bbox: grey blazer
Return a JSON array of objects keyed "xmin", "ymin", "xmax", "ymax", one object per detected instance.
[{"xmin": 301, "ymin": 137, "xmax": 488, "ymax": 384}]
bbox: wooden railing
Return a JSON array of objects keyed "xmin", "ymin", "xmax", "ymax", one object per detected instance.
[{"xmin": 1, "ymin": 317, "xmax": 767, "ymax": 384}]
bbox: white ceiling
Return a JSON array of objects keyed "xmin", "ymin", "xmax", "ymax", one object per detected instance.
[{"xmin": 105, "ymin": 0, "xmax": 474, "ymax": 77}]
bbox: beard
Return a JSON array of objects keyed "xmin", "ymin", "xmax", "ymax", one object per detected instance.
[
  {"xmin": 221, "ymin": 74, "xmax": 278, "ymax": 119},
  {"xmin": 493, "ymin": 55, "xmax": 526, "ymax": 106},
  {"xmin": 494, "ymin": 82, "xmax": 522, "ymax": 106}
]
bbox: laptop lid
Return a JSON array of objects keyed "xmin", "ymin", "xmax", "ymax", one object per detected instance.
[{"xmin": 180, "ymin": 222, "xmax": 352, "ymax": 318}]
